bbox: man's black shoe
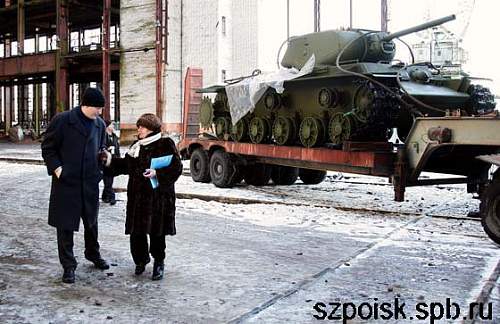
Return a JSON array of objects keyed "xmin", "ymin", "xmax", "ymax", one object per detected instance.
[
  {"xmin": 102, "ymin": 197, "xmax": 111, "ymax": 203},
  {"xmin": 110, "ymin": 199, "xmax": 116, "ymax": 206},
  {"xmin": 152, "ymin": 262, "xmax": 164, "ymax": 281},
  {"xmin": 62, "ymin": 268, "xmax": 75, "ymax": 284},
  {"xmin": 91, "ymin": 258, "xmax": 110, "ymax": 270},
  {"xmin": 135, "ymin": 264, "xmax": 146, "ymax": 275}
]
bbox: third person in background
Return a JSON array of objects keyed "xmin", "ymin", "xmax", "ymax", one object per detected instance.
[{"xmin": 102, "ymin": 120, "xmax": 120, "ymax": 205}]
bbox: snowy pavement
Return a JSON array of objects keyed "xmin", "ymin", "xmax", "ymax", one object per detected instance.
[{"xmin": 0, "ymin": 149, "xmax": 499, "ymax": 322}]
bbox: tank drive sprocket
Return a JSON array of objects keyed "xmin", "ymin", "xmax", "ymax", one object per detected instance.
[{"xmin": 467, "ymin": 84, "xmax": 496, "ymax": 115}]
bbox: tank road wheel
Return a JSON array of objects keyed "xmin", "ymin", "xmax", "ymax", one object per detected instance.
[
  {"xmin": 299, "ymin": 117, "xmax": 325, "ymax": 148},
  {"xmin": 481, "ymin": 181, "xmax": 500, "ymax": 245},
  {"xmin": 231, "ymin": 119, "xmax": 249, "ymax": 142},
  {"xmin": 209, "ymin": 150, "xmax": 237, "ymax": 188},
  {"xmin": 214, "ymin": 117, "xmax": 231, "ymax": 140},
  {"xmin": 299, "ymin": 169, "xmax": 327, "ymax": 185},
  {"xmin": 190, "ymin": 149, "xmax": 211, "ymax": 183},
  {"xmin": 352, "ymin": 83, "xmax": 374, "ymax": 123},
  {"xmin": 272, "ymin": 117, "xmax": 296, "ymax": 145},
  {"xmin": 244, "ymin": 163, "xmax": 272, "ymax": 186},
  {"xmin": 328, "ymin": 113, "xmax": 353, "ymax": 145},
  {"xmin": 271, "ymin": 166, "xmax": 299, "ymax": 185},
  {"xmin": 249, "ymin": 117, "xmax": 270, "ymax": 144},
  {"xmin": 199, "ymin": 97, "xmax": 214, "ymax": 128}
]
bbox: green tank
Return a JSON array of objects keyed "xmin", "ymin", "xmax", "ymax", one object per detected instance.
[{"xmin": 199, "ymin": 15, "xmax": 496, "ymax": 147}]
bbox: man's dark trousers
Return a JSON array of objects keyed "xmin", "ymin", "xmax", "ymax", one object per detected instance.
[
  {"xmin": 57, "ymin": 220, "xmax": 101, "ymax": 270},
  {"xmin": 102, "ymin": 175, "xmax": 115, "ymax": 202}
]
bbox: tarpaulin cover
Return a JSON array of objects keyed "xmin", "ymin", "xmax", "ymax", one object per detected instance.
[{"xmin": 225, "ymin": 55, "xmax": 315, "ymax": 125}]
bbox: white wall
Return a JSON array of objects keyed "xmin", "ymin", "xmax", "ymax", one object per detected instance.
[
  {"xmin": 165, "ymin": 0, "xmax": 183, "ymax": 126},
  {"xmin": 230, "ymin": 0, "xmax": 258, "ymax": 78},
  {"xmin": 120, "ymin": 0, "xmax": 157, "ymax": 125},
  {"xmin": 181, "ymin": 0, "xmax": 219, "ymax": 87}
]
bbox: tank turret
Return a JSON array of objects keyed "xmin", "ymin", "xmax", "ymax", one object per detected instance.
[{"xmin": 281, "ymin": 15, "xmax": 456, "ymax": 69}]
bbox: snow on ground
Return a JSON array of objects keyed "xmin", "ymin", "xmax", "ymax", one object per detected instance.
[{"xmin": 0, "ymin": 146, "xmax": 499, "ymax": 323}]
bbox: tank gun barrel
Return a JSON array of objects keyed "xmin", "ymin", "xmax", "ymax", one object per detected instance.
[{"xmin": 381, "ymin": 14, "xmax": 456, "ymax": 42}]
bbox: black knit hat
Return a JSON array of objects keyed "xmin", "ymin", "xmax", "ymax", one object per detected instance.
[
  {"xmin": 136, "ymin": 113, "xmax": 162, "ymax": 132},
  {"xmin": 81, "ymin": 87, "xmax": 105, "ymax": 107}
]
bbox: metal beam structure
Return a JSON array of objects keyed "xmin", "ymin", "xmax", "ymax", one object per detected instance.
[
  {"xmin": 102, "ymin": 0, "xmax": 111, "ymax": 120},
  {"xmin": 17, "ymin": 0, "xmax": 25, "ymax": 55},
  {"xmin": 55, "ymin": 0, "xmax": 68, "ymax": 112},
  {"xmin": 0, "ymin": 0, "xmax": 121, "ymax": 136},
  {"xmin": 0, "ymin": 52, "xmax": 55, "ymax": 79}
]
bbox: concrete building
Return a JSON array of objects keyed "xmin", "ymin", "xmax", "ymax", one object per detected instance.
[{"xmin": 164, "ymin": 0, "xmax": 262, "ymax": 137}]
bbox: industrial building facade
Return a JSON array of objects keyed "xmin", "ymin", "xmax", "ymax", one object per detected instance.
[{"xmin": 0, "ymin": 0, "xmax": 264, "ymax": 141}]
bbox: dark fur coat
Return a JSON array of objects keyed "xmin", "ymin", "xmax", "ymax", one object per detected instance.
[{"xmin": 109, "ymin": 135, "xmax": 182, "ymax": 235}]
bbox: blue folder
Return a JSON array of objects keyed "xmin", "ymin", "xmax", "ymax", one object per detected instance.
[{"xmin": 149, "ymin": 155, "xmax": 173, "ymax": 189}]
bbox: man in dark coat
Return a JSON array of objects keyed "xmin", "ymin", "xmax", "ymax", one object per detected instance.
[{"xmin": 41, "ymin": 87, "xmax": 110, "ymax": 284}]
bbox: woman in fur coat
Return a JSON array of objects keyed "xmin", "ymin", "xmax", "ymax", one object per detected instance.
[{"xmin": 105, "ymin": 113, "xmax": 183, "ymax": 280}]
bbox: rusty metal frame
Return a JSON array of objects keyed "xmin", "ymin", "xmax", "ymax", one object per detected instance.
[
  {"xmin": 179, "ymin": 139, "xmax": 395, "ymax": 177},
  {"xmin": 102, "ymin": 0, "xmax": 111, "ymax": 120},
  {"xmin": 0, "ymin": 53, "xmax": 55, "ymax": 79},
  {"xmin": 17, "ymin": 0, "xmax": 25, "ymax": 55},
  {"xmin": 55, "ymin": 0, "xmax": 68, "ymax": 112}
]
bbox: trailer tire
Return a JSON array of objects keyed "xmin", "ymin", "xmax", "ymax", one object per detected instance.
[
  {"xmin": 244, "ymin": 163, "xmax": 272, "ymax": 186},
  {"xmin": 271, "ymin": 166, "xmax": 299, "ymax": 185},
  {"xmin": 299, "ymin": 169, "xmax": 327, "ymax": 184},
  {"xmin": 190, "ymin": 149, "xmax": 211, "ymax": 183},
  {"xmin": 209, "ymin": 150, "xmax": 237, "ymax": 188},
  {"xmin": 480, "ymin": 181, "xmax": 500, "ymax": 245}
]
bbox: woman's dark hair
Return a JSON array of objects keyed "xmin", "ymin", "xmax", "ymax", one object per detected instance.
[{"xmin": 136, "ymin": 113, "xmax": 162, "ymax": 132}]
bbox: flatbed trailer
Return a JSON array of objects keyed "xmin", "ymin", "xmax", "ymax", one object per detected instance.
[
  {"xmin": 178, "ymin": 68, "xmax": 500, "ymax": 244},
  {"xmin": 178, "ymin": 116, "xmax": 500, "ymax": 245}
]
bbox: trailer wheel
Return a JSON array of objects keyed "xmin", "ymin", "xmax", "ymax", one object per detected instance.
[
  {"xmin": 190, "ymin": 149, "xmax": 211, "ymax": 183},
  {"xmin": 271, "ymin": 166, "xmax": 299, "ymax": 185},
  {"xmin": 244, "ymin": 163, "xmax": 272, "ymax": 186},
  {"xmin": 209, "ymin": 150, "xmax": 237, "ymax": 188},
  {"xmin": 299, "ymin": 169, "xmax": 327, "ymax": 184},
  {"xmin": 480, "ymin": 181, "xmax": 500, "ymax": 245}
]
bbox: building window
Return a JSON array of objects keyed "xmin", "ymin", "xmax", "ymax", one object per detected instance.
[
  {"xmin": 221, "ymin": 69, "xmax": 226, "ymax": 82},
  {"xmin": 221, "ymin": 16, "xmax": 226, "ymax": 36}
]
